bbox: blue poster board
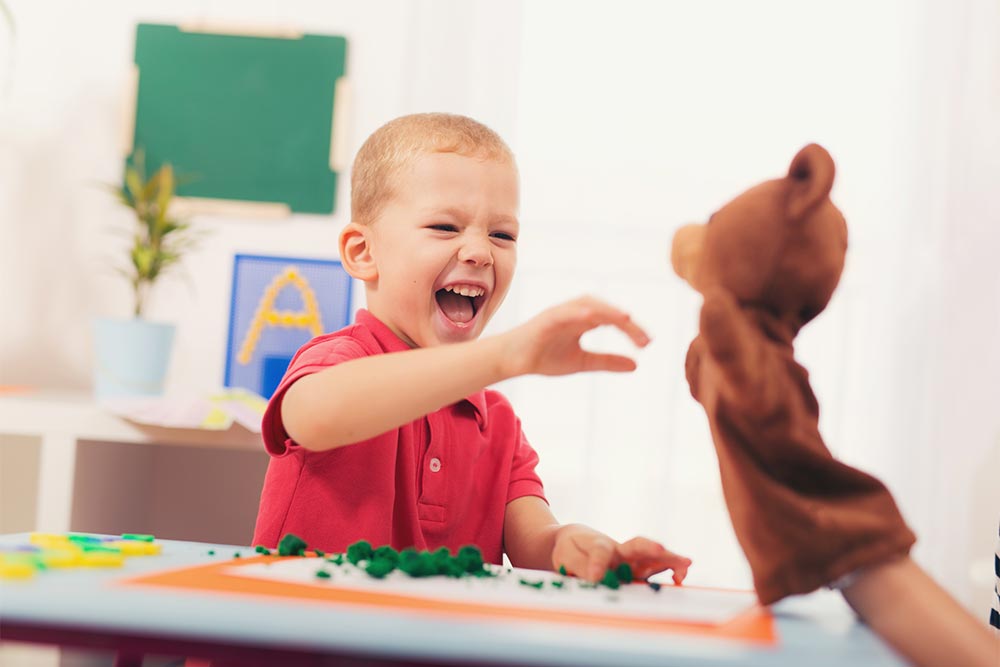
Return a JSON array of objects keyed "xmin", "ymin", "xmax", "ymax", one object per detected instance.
[{"xmin": 224, "ymin": 254, "xmax": 353, "ymax": 399}]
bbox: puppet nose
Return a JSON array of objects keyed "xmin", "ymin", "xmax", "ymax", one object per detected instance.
[{"xmin": 670, "ymin": 223, "xmax": 706, "ymax": 284}]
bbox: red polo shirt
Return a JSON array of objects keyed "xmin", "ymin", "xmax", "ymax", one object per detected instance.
[{"xmin": 252, "ymin": 309, "xmax": 546, "ymax": 564}]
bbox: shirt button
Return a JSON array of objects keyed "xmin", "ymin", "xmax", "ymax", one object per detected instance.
[{"xmin": 429, "ymin": 457, "xmax": 442, "ymax": 472}]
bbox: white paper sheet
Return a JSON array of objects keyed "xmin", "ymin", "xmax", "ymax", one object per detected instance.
[
  {"xmin": 100, "ymin": 388, "xmax": 267, "ymax": 432},
  {"xmin": 225, "ymin": 557, "xmax": 758, "ymax": 626}
]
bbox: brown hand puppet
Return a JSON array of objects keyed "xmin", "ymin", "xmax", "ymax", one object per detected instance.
[{"xmin": 671, "ymin": 144, "xmax": 915, "ymax": 605}]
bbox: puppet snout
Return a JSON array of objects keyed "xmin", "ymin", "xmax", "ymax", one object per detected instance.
[{"xmin": 671, "ymin": 223, "xmax": 706, "ymax": 286}]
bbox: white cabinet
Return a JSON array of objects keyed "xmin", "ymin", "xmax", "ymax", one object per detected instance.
[{"xmin": 0, "ymin": 392, "xmax": 268, "ymax": 545}]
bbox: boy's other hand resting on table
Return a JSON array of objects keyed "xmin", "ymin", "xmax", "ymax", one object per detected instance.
[
  {"xmin": 552, "ymin": 524, "xmax": 692, "ymax": 584},
  {"xmin": 504, "ymin": 496, "xmax": 691, "ymax": 585}
]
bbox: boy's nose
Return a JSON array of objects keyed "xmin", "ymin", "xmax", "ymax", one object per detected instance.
[{"xmin": 458, "ymin": 237, "xmax": 493, "ymax": 267}]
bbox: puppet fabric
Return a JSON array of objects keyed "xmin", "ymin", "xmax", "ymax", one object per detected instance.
[{"xmin": 674, "ymin": 144, "xmax": 915, "ymax": 605}]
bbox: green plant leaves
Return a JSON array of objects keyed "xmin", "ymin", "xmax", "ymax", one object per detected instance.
[{"xmin": 113, "ymin": 152, "xmax": 199, "ymax": 317}]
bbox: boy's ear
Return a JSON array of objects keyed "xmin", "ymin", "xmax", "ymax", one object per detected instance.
[{"xmin": 339, "ymin": 222, "xmax": 378, "ymax": 282}]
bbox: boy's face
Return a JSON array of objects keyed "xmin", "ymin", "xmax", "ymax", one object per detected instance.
[{"xmin": 364, "ymin": 151, "xmax": 519, "ymax": 347}]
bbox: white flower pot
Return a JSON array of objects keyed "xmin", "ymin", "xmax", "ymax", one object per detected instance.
[{"xmin": 92, "ymin": 317, "xmax": 176, "ymax": 399}]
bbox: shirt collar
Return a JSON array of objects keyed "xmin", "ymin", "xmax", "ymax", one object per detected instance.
[{"xmin": 354, "ymin": 309, "xmax": 489, "ymax": 428}]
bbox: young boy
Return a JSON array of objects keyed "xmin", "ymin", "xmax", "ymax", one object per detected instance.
[{"xmin": 252, "ymin": 113, "xmax": 691, "ymax": 583}]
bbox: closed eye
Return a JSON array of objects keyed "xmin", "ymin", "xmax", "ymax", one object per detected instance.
[
  {"xmin": 491, "ymin": 231, "xmax": 517, "ymax": 242},
  {"xmin": 428, "ymin": 224, "xmax": 458, "ymax": 233}
]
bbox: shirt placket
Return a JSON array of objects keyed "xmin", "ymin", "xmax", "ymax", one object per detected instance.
[{"xmin": 417, "ymin": 412, "xmax": 446, "ymax": 523}]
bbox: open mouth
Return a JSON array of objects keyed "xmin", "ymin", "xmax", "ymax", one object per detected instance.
[{"xmin": 435, "ymin": 284, "xmax": 487, "ymax": 325}]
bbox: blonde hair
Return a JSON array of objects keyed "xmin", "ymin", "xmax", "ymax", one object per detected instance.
[{"xmin": 350, "ymin": 113, "xmax": 516, "ymax": 224}]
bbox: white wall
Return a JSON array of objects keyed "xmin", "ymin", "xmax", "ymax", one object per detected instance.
[
  {"xmin": 0, "ymin": 0, "xmax": 522, "ymax": 391},
  {"xmin": 1, "ymin": 0, "xmax": 997, "ymax": 614}
]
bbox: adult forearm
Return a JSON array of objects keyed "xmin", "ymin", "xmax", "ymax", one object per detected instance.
[
  {"xmin": 841, "ymin": 557, "xmax": 998, "ymax": 667},
  {"xmin": 282, "ymin": 335, "xmax": 510, "ymax": 450}
]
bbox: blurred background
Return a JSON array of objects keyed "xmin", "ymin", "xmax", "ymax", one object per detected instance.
[{"xmin": 0, "ymin": 0, "xmax": 997, "ymax": 623}]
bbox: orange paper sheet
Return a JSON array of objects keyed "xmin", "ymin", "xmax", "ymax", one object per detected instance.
[{"xmin": 122, "ymin": 556, "xmax": 775, "ymax": 644}]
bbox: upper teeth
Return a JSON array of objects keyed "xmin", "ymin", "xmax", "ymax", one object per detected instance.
[{"xmin": 444, "ymin": 285, "xmax": 485, "ymax": 298}]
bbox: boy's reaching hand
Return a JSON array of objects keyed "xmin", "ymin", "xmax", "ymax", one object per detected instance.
[
  {"xmin": 500, "ymin": 296, "xmax": 651, "ymax": 378},
  {"xmin": 552, "ymin": 524, "xmax": 692, "ymax": 585}
]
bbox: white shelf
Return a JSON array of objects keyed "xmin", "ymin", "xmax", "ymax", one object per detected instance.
[
  {"xmin": 0, "ymin": 391, "xmax": 262, "ymax": 450},
  {"xmin": 0, "ymin": 390, "xmax": 265, "ymax": 537}
]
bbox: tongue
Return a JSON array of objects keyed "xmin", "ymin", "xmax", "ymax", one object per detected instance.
[{"xmin": 436, "ymin": 290, "xmax": 475, "ymax": 324}]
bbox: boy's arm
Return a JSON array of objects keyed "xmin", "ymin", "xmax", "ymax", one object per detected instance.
[
  {"xmin": 503, "ymin": 496, "xmax": 692, "ymax": 583},
  {"xmin": 840, "ymin": 557, "xmax": 998, "ymax": 667},
  {"xmin": 283, "ymin": 335, "xmax": 507, "ymax": 449},
  {"xmin": 284, "ymin": 297, "xmax": 649, "ymax": 451}
]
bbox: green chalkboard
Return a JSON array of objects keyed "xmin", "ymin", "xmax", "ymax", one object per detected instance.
[{"xmin": 130, "ymin": 24, "xmax": 347, "ymax": 214}]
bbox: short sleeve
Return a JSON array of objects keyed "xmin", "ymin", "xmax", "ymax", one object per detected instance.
[
  {"xmin": 506, "ymin": 423, "xmax": 546, "ymax": 504},
  {"xmin": 261, "ymin": 335, "xmax": 368, "ymax": 457}
]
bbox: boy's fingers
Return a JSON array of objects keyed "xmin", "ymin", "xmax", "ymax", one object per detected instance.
[
  {"xmin": 615, "ymin": 317, "xmax": 651, "ymax": 348},
  {"xmin": 617, "ymin": 538, "xmax": 693, "ymax": 583},
  {"xmin": 582, "ymin": 353, "xmax": 638, "ymax": 373},
  {"xmin": 570, "ymin": 298, "xmax": 650, "ymax": 348},
  {"xmin": 553, "ymin": 530, "xmax": 611, "ymax": 582},
  {"xmin": 585, "ymin": 541, "xmax": 615, "ymax": 582},
  {"xmin": 616, "ymin": 536, "xmax": 666, "ymax": 559},
  {"xmin": 563, "ymin": 530, "xmax": 616, "ymax": 583}
]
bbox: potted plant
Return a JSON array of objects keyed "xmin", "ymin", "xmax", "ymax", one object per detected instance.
[{"xmin": 92, "ymin": 153, "xmax": 198, "ymax": 398}]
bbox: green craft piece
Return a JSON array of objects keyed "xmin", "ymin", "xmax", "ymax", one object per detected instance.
[
  {"xmin": 233, "ymin": 552, "xmax": 242, "ymax": 558},
  {"xmin": 615, "ymin": 562, "xmax": 633, "ymax": 584},
  {"xmin": 121, "ymin": 533, "xmax": 155, "ymax": 542},
  {"xmin": 397, "ymin": 548, "xmax": 429, "ymax": 577},
  {"xmin": 600, "ymin": 568, "xmax": 620, "ymax": 590},
  {"xmin": 81, "ymin": 544, "xmax": 120, "ymax": 554},
  {"xmin": 648, "ymin": 581, "xmax": 662, "ymax": 592},
  {"xmin": 365, "ymin": 557, "xmax": 396, "ymax": 579},
  {"xmin": 558, "ymin": 565, "xmax": 568, "ymax": 576},
  {"xmin": 207, "ymin": 550, "xmax": 215, "ymax": 556},
  {"xmin": 315, "ymin": 569, "xmax": 332, "ymax": 579},
  {"xmin": 254, "ymin": 545, "xmax": 272, "ymax": 555},
  {"xmin": 456, "ymin": 545, "xmax": 485, "ymax": 573},
  {"xmin": 372, "ymin": 545, "xmax": 399, "ymax": 565},
  {"xmin": 327, "ymin": 553, "xmax": 344, "ymax": 565},
  {"xmin": 337, "ymin": 543, "xmax": 498, "ymax": 580},
  {"xmin": 551, "ymin": 580, "xmax": 565, "ymax": 589},
  {"xmin": 314, "ymin": 549, "xmax": 325, "ymax": 558},
  {"xmin": 346, "ymin": 540, "xmax": 373, "ymax": 565},
  {"xmin": 277, "ymin": 533, "xmax": 308, "ymax": 557},
  {"xmin": 399, "ymin": 551, "xmax": 438, "ymax": 577},
  {"xmin": 519, "ymin": 578, "xmax": 545, "ymax": 589}
]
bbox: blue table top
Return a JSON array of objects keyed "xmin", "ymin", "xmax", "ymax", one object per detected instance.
[{"xmin": 0, "ymin": 534, "xmax": 905, "ymax": 667}]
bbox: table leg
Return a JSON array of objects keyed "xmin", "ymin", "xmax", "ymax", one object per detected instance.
[{"xmin": 34, "ymin": 434, "xmax": 77, "ymax": 533}]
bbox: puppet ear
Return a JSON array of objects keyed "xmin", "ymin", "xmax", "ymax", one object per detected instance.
[{"xmin": 786, "ymin": 144, "xmax": 836, "ymax": 220}]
